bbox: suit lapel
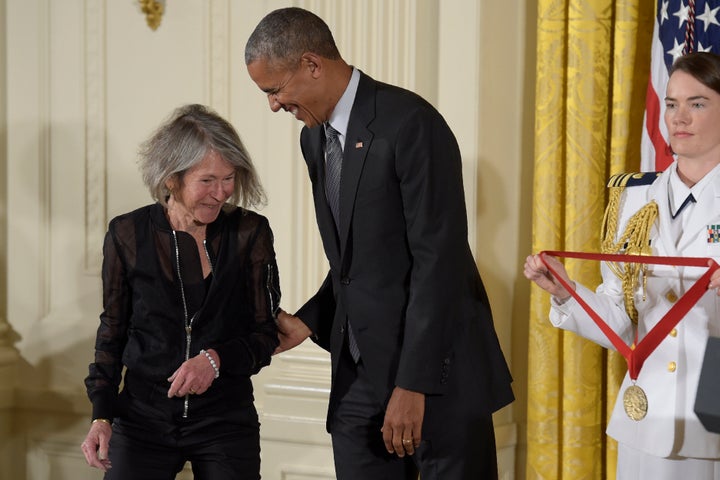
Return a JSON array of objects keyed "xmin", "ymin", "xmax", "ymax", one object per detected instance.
[{"xmin": 338, "ymin": 73, "xmax": 375, "ymax": 256}]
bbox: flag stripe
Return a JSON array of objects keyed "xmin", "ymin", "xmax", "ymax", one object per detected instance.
[{"xmin": 644, "ymin": 77, "xmax": 673, "ymax": 172}]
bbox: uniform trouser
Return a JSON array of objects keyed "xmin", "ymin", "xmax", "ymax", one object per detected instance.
[
  {"xmin": 104, "ymin": 396, "xmax": 260, "ymax": 480},
  {"xmin": 328, "ymin": 344, "xmax": 499, "ymax": 480},
  {"xmin": 617, "ymin": 442, "xmax": 720, "ymax": 480}
]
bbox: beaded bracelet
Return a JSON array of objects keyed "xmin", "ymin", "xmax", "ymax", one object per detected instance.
[{"xmin": 200, "ymin": 349, "xmax": 220, "ymax": 379}]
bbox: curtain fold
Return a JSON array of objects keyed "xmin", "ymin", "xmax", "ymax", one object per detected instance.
[{"xmin": 527, "ymin": 1, "xmax": 654, "ymax": 478}]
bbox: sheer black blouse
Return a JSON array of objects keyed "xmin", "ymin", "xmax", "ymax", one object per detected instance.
[{"xmin": 85, "ymin": 203, "xmax": 280, "ymax": 421}]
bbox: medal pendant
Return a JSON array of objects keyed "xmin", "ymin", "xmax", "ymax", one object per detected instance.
[{"xmin": 623, "ymin": 384, "xmax": 648, "ymax": 421}]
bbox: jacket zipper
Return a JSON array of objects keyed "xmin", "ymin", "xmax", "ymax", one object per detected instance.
[
  {"xmin": 172, "ymin": 231, "xmax": 213, "ymax": 418},
  {"xmin": 266, "ymin": 263, "xmax": 279, "ymax": 317}
]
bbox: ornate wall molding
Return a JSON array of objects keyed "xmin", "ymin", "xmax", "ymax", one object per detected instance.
[
  {"xmin": 277, "ymin": 466, "xmax": 336, "ymax": 479},
  {"xmin": 300, "ymin": 0, "xmax": 420, "ymax": 91},
  {"xmin": 209, "ymin": 0, "xmax": 230, "ymax": 116},
  {"xmin": 84, "ymin": 0, "xmax": 106, "ymax": 272},
  {"xmin": 37, "ymin": 0, "xmax": 51, "ymax": 318}
]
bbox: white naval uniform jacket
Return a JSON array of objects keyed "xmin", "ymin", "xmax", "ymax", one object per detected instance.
[{"xmin": 551, "ymin": 164, "xmax": 720, "ymax": 459}]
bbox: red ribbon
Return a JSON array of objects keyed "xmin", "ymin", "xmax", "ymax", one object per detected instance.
[{"xmin": 539, "ymin": 250, "xmax": 718, "ymax": 380}]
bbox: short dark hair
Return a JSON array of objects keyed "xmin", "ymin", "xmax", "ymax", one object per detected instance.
[
  {"xmin": 138, "ymin": 104, "xmax": 266, "ymax": 209},
  {"xmin": 670, "ymin": 52, "xmax": 720, "ymax": 96},
  {"xmin": 245, "ymin": 7, "xmax": 341, "ymax": 70}
]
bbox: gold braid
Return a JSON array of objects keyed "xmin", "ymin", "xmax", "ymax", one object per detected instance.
[{"xmin": 600, "ymin": 175, "xmax": 658, "ymax": 324}]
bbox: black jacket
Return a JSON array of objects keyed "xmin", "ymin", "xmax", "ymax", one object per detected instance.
[
  {"xmin": 85, "ymin": 203, "xmax": 280, "ymax": 421},
  {"xmin": 296, "ymin": 71, "xmax": 514, "ymax": 419}
]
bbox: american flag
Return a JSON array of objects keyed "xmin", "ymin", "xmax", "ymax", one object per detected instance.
[{"xmin": 641, "ymin": 0, "xmax": 720, "ymax": 172}]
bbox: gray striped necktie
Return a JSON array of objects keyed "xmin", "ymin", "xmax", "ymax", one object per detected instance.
[
  {"xmin": 324, "ymin": 124, "xmax": 342, "ymax": 226},
  {"xmin": 324, "ymin": 123, "xmax": 361, "ymax": 362}
]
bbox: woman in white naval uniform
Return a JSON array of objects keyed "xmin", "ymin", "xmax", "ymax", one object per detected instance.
[{"xmin": 525, "ymin": 52, "xmax": 720, "ymax": 479}]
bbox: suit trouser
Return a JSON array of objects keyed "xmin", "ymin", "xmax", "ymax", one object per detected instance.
[
  {"xmin": 104, "ymin": 395, "xmax": 260, "ymax": 480},
  {"xmin": 329, "ymin": 345, "xmax": 499, "ymax": 480}
]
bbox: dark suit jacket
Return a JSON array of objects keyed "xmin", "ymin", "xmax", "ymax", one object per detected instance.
[{"xmin": 295, "ymin": 71, "xmax": 513, "ymax": 421}]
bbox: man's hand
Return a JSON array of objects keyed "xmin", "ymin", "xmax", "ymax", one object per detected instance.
[
  {"xmin": 381, "ymin": 386, "xmax": 425, "ymax": 457},
  {"xmin": 275, "ymin": 309, "xmax": 312, "ymax": 354}
]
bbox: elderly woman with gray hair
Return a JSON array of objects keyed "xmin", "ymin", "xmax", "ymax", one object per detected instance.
[{"xmin": 80, "ymin": 104, "xmax": 280, "ymax": 480}]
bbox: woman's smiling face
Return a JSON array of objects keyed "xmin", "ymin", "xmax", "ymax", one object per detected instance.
[{"xmin": 171, "ymin": 150, "xmax": 236, "ymax": 226}]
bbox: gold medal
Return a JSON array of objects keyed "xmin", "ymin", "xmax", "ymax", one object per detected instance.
[{"xmin": 623, "ymin": 384, "xmax": 648, "ymax": 421}]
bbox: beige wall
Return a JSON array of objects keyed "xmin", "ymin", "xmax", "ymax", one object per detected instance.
[{"xmin": 0, "ymin": 0, "xmax": 536, "ymax": 478}]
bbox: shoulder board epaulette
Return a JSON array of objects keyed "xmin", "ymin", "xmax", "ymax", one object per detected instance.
[{"xmin": 606, "ymin": 172, "xmax": 661, "ymax": 188}]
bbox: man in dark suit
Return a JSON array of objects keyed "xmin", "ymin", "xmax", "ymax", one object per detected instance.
[{"xmin": 245, "ymin": 7, "xmax": 514, "ymax": 479}]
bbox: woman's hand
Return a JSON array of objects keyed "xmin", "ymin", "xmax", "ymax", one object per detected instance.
[
  {"xmin": 167, "ymin": 349, "xmax": 220, "ymax": 397},
  {"xmin": 523, "ymin": 253, "xmax": 575, "ymax": 301},
  {"xmin": 708, "ymin": 259, "xmax": 720, "ymax": 296},
  {"xmin": 80, "ymin": 419, "xmax": 112, "ymax": 471}
]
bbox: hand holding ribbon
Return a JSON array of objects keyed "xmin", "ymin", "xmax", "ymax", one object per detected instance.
[{"xmin": 537, "ymin": 250, "xmax": 719, "ymax": 380}]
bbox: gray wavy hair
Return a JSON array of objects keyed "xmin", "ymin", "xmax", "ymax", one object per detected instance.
[{"xmin": 138, "ymin": 104, "xmax": 266, "ymax": 209}]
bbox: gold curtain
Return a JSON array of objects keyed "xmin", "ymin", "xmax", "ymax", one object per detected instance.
[{"xmin": 527, "ymin": 1, "xmax": 654, "ymax": 478}]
